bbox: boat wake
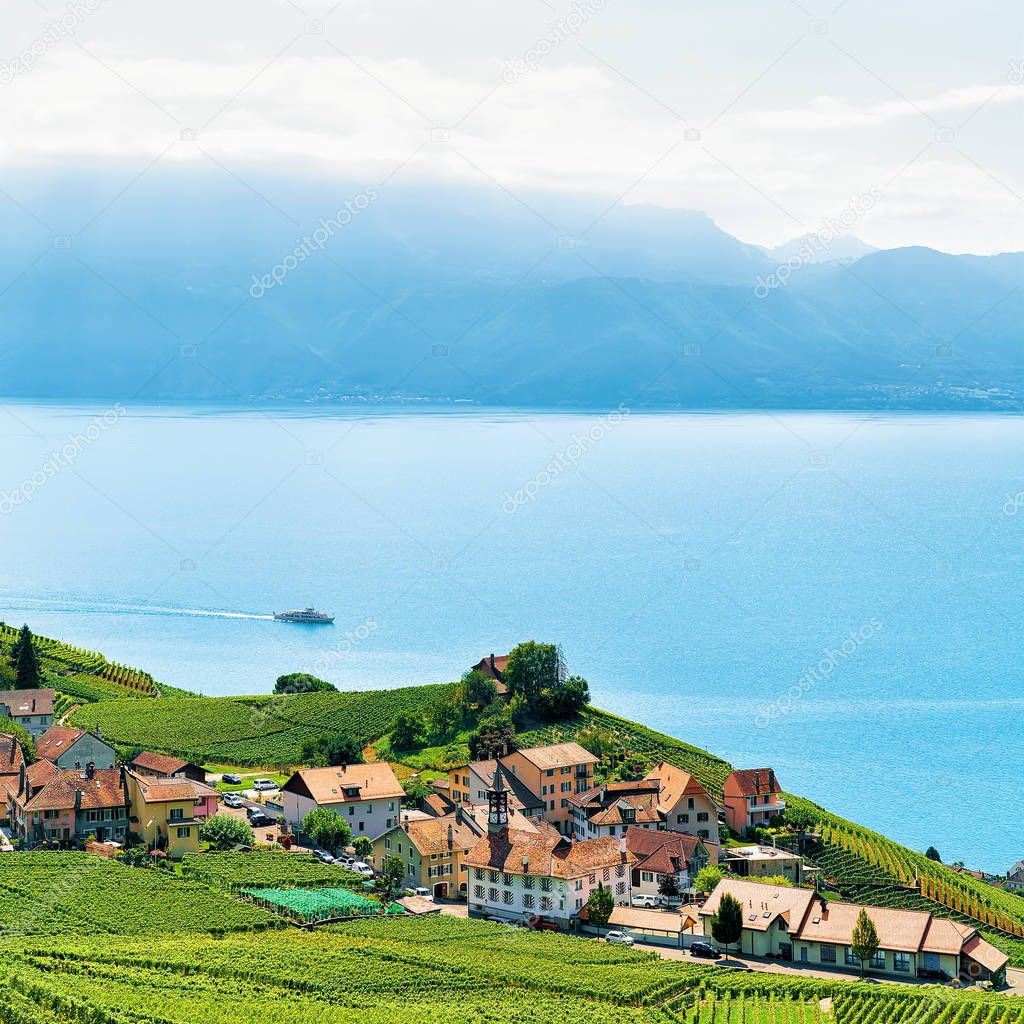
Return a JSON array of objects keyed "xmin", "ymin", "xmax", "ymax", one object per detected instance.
[{"xmin": 0, "ymin": 595, "xmax": 273, "ymax": 622}]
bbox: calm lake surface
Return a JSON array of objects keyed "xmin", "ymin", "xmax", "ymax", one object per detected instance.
[{"xmin": 1, "ymin": 403, "xmax": 1020, "ymax": 871}]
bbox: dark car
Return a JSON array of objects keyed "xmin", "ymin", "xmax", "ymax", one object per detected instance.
[
  {"xmin": 222, "ymin": 773, "xmax": 243, "ymax": 785},
  {"xmin": 689, "ymin": 942, "xmax": 722, "ymax": 959},
  {"xmin": 246, "ymin": 808, "xmax": 276, "ymax": 827}
]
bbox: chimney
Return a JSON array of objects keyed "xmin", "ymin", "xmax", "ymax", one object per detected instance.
[
  {"xmin": 620, "ymin": 835, "xmax": 627, "ymax": 860},
  {"xmin": 522, "ymin": 854, "xmax": 529, "ymax": 872},
  {"xmin": 18, "ymin": 762, "xmax": 25, "ymax": 797},
  {"xmin": 490, "ymin": 653, "xmax": 496, "ymax": 673},
  {"xmin": 85, "ymin": 762, "xmax": 95, "ymax": 780},
  {"xmin": 447, "ymin": 823, "xmax": 454, "ymax": 850},
  {"xmin": 455, "ymin": 804, "xmax": 463, "ymax": 825},
  {"xmin": 75, "ymin": 789, "xmax": 83, "ymax": 811},
  {"xmin": 31, "ymin": 699, "xmax": 36, "ymax": 712}
]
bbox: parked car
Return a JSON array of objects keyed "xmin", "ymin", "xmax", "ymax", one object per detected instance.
[
  {"xmin": 222, "ymin": 793, "xmax": 243, "ymax": 808},
  {"xmin": 351, "ymin": 861, "xmax": 374, "ymax": 877},
  {"xmin": 689, "ymin": 942, "xmax": 721, "ymax": 959},
  {"xmin": 335, "ymin": 854, "xmax": 355, "ymax": 867},
  {"xmin": 252, "ymin": 778, "xmax": 278, "ymax": 791},
  {"xmin": 631, "ymin": 894, "xmax": 661, "ymax": 909},
  {"xmin": 311, "ymin": 849, "xmax": 335, "ymax": 864},
  {"xmin": 527, "ymin": 915, "xmax": 560, "ymax": 932},
  {"xmin": 605, "ymin": 931, "xmax": 635, "ymax": 946},
  {"xmin": 222, "ymin": 773, "xmax": 243, "ymax": 785},
  {"xmin": 413, "ymin": 887, "xmax": 433, "ymax": 901},
  {"xmin": 246, "ymin": 808, "xmax": 275, "ymax": 827}
]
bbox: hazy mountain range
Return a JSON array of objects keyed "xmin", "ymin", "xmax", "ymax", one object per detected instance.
[{"xmin": 1, "ymin": 169, "xmax": 1022, "ymax": 409}]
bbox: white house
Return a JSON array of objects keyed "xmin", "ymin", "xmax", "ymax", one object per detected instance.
[{"xmin": 281, "ymin": 763, "xmax": 405, "ymax": 838}]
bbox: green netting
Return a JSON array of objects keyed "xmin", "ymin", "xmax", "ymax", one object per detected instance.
[{"xmin": 242, "ymin": 886, "xmax": 403, "ymax": 921}]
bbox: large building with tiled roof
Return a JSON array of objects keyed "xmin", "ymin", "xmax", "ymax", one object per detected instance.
[
  {"xmin": 464, "ymin": 773, "xmax": 633, "ymax": 927},
  {"xmin": 722, "ymin": 767, "xmax": 786, "ymax": 835},
  {"xmin": 700, "ymin": 878, "xmax": 1008, "ymax": 984},
  {"xmin": 0, "ymin": 688, "xmax": 54, "ymax": 736},
  {"xmin": 570, "ymin": 780, "xmax": 663, "ymax": 839},
  {"xmin": 6, "ymin": 762, "xmax": 129, "ymax": 845},
  {"xmin": 34, "ymin": 725, "xmax": 115, "ymax": 770},
  {"xmin": 281, "ymin": 762, "xmax": 405, "ymax": 839},
  {"xmin": 502, "ymin": 742, "xmax": 598, "ymax": 835},
  {"xmin": 644, "ymin": 761, "xmax": 721, "ymax": 846}
]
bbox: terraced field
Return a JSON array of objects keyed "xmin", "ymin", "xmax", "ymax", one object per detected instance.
[{"xmin": 71, "ymin": 683, "xmax": 458, "ymax": 764}]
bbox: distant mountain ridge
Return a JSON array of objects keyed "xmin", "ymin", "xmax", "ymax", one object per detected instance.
[{"xmin": 1, "ymin": 169, "xmax": 1022, "ymax": 408}]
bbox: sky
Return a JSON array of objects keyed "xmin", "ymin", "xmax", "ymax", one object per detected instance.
[{"xmin": 1, "ymin": 0, "xmax": 1022, "ymax": 254}]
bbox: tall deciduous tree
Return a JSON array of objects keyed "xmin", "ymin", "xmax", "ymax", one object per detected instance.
[
  {"xmin": 199, "ymin": 813, "xmax": 255, "ymax": 850},
  {"xmin": 504, "ymin": 642, "xmax": 561, "ymax": 705},
  {"xmin": 851, "ymin": 908, "xmax": 880, "ymax": 979}
]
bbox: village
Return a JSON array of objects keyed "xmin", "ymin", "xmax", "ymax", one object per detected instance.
[{"xmin": 0, "ymin": 668, "xmax": 1012, "ymax": 994}]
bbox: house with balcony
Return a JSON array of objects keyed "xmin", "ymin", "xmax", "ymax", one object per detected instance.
[
  {"xmin": 501, "ymin": 742, "xmax": 598, "ymax": 835},
  {"xmin": 122, "ymin": 768, "xmax": 218, "ymax": 858},
  {"xmin": 722, "ymin": 768, "xmax": 785, "ymax": 836},
  {"xmin": 281, "ymin": 762, "xmax": 405, "ymax": 838},
  {"xmin": 34, "ymin": 726, "xmax": 116, "ymax": 770},
  {"xmin": 627, "ymin": 828, "xmax": 714, "ymax": 900},
  {"xmin": 464, "ymin": 773, "xmax": 632, "ymax": 927},
  {"xmin": 724, "ymin": 844, "xmax": 804, "ymax": 883},
  {"xmin": 570, "ymin": 780, "xmax": 663, "ymax": 840},
  {"xmin": 699, "ymin": 878, "xmax": 1008, "ymax": 985}
]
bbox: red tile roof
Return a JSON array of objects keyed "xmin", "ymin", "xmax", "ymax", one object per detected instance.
[
  {"xmin": 125, "ymin": 770, "xmax": 217, "ymax": 803},
  {"xmin": 282, "ymin": 763, "xmax": 404, "ymax": 804},
  {"xmin": 0, "ymin": 735, "xmax": 25, "ymax": 774},
  {"xmin": 725, "ymin": 768, "xmax": 782, "ymax": 797},
  {"xmin": 24, "ymin": 768, "xmax": 125, "ymax": 812},
  {"xmin": 464, "ymin": 830, "xmax": 630, "ymax": 878},
  {"xmin": 626, "ymin": 828, "xmax": 705, "ymax": 874},
  {"xmin": 34, "ymin": 726, "xmax": 87, "ymax": 762},
  {"xmin": 129, "ymin": 751, "xmax": 192, "ymax": 775}
]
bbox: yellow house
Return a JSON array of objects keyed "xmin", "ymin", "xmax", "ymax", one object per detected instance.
[
  {"xmin": 123, "ymin": 767, "xmax": 219, "ymax": 858},
  {"xmin": 371, "ymin": 811, "xmax": 482, "ymax": 898}
]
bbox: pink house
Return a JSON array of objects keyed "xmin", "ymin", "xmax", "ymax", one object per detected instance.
[{"xmin": 723, "ymin": 768, "xmax": 785, "ymax": 836}]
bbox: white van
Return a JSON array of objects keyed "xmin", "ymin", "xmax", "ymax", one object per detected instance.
[
  {"xmin": 631, "ymin": 894, "xmax": 661, "ymax": 909},
  {"xmin": 252, "ymin": 779, "xmax": 278, "ymax": 791}
]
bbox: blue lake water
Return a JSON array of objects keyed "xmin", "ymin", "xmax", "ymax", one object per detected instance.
[{"xmin": 0, "ymin": 403, "xmax": 1021, "ymax": 871}]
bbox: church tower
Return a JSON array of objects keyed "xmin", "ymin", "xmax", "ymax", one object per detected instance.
[{"xmin": 487, "ymin": 769, "xmax": 509, "ymax": 834}]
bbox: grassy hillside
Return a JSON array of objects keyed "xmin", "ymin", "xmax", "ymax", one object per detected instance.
[
  {"xmin": 70, "ymin": 683, "xmax": 458, "ymax": 765},
  {"xmin": 1, "ymin": 917, "xmax": 1022, "ymax": 1024}
]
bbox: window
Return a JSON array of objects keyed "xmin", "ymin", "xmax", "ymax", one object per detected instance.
[
  {"xmin": 870, "ymin": 951, "xmax": 886, "ymax": 969},
  {"xmin": 43, "ymin": 810, "xmax": 59, "ymax": 820},
  {"xmin": 348, "ymin": 806, "xmax": 354, "ymax": 816},
  {"xmin": 609, "ymin": 826, "xmax": 617, "ymax": 837},
  {"xmin": 489, "ymin": 870, "xmax": 499, "ymax": 883},
  {"xmin": 893, "ymin": 953, "xmax": 910, "ymax": 973},
  {"xmin": 687, "ymin": 798, "xmax": 695, "ymax": 809},
  {"xmin": 546, "ymin": 769, "xmax": 554, "ymax": 777},
  {"xmin": 696, "ymin": 812, "xmax": 709, "ymax": 822},
  {"xmin": 560, "ymin": 799, "xmax": 569, "ymax": 808},
  {"xmin": 549, "ymin": 800, "xmax": 555, "ymax": 810},
  {"xmin": 398, "ymin": 843, "xmax": 403, "ymax": 855},
  {"xmin": 540, "ymin": 878, "xmax": 552, "ymax": 892},
  {"xmin": 642, "ymin": 872, "xmax": 655, "ymax": 883},
  {"xmin": 561, "ymin": 766, "xmax": 570, "ymax": 774},
  {"xmin": 615, "ymin": 882, "xmax": 625, "ymax": 896},
  {"xmin": 845, "ymin": 948, "xmax": 860, "ymax": 967},
  {"xmin": 474, "ymin": 884, "xmax": 484, "ymax": 899},
  {"xmin": 698, "ymin": 830, "xmax": 709, "ymax": 839},
  {"xmin": 385, "ymin": 837, "xmax": 392, "ymax": 850},
  {"xmin": 523, "ymin": 893, "xmax": 535, "ymax": 909},
  {"xmin": 575, "ymin": 879, "xmax": 583, "ymax": 891},
  {"xmin": 560, "ymin": 782, "xmax": 571, "ymax": 793},
  {"xmin": 169, "ymin": 808, "xmax": 184, "ymax": 822},
  {"xmin": 820, "ymin": 945, "xmax": 836, "ymax": 964},
  {"xmin": 541, "ymin": 785, "xmax": 547, "ymax": 796},
  {"xmin": 588, "ymin": 873, "xmax": 596, "ymax": 885},
  {"xmin": 523, "ymin": 875, "xmax": 535, "ymax": 890},
  {"xmin": 677, "ymin": 813, "xmax": 690, "ymax": 824},
  {"xmin": 358, "ymin": 821, "xmax": 365, "ymax": 832},
  {"xmin": 575, "ymin": 898, "xmax": 582, "ymax": 909},
  {"xmin": 488, "ymin": 887, "xmax": 499, "ymax": 902},
  {"xmin": 475, "ymin": 868, "xmax": 484, "ymax": 881},
  {"xmin": 502, "ymin": 872, "xmax": 513, "ymax": 886},
  {"xmin": 502, "ymin": 890, "xmax": 513, "ymax": 904},
  {"xmin": 539, "ymin": 896, "xmax": 553, "ymax": 912},
  {"xmin": 615, "ymin": 864, "xmax": 624, "ymax": 878},
  {"xmin": 176, "ymin": 827, "xmax": 190, "ymax": 839},
  {"xmin": 388, "ymin": 801, "xmax": 395, "ymax": 811}
]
